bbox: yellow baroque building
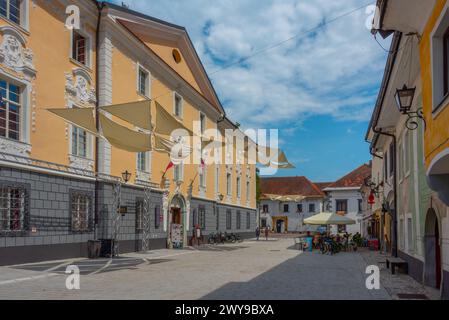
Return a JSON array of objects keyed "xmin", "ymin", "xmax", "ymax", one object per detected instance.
[{"xmin": 0, "ymin": 0, "xmax": 257, "ymax": 265}]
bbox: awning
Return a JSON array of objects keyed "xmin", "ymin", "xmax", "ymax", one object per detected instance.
[
  {"xmin": 48, "ymin": 107, "xmax": 98, "ymax": 135},
  {"xmin": 261, "ymin": 194, "xmax": 305, "ymax": 202},
  {"xmin": 154, "ymin": 101, "xmax": 193, "ymax": 137},
  {"xmin": 304, "ymin": 212, "xmax": 356, "ymax": 226},
  {"xmin": 101, "ymin": 100, "xmax": 152, "ymax": 131},
  {"xmin": 99, "ymin": 113, "xmax": 151, "ymax": 153}
]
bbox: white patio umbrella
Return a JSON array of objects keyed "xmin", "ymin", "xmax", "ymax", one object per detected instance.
[{"xmin": 303, "ymin": 212, "xmax": 356, "ymax": 226}]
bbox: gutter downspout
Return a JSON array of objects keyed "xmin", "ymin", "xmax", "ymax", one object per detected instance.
[
  {"xmin": 94, "ymin": 2, "xmax": 105, "ymax": 238},
  {"xmin": 373, "ymin": 127, "xmax": 398, "ymax": 258}
]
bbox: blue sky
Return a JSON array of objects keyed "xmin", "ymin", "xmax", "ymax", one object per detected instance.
[{"xmin": 111, "ymin": 0, "xmax": 390, "ymax": 182}]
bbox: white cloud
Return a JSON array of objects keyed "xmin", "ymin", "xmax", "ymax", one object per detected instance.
[{"xmin": 119, "ymin": 0, "xmax": 389, "ymax": 130}]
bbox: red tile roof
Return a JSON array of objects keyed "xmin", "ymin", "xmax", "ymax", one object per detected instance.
[
  {"xmin": 314, "ymin": 182, "xmax": 333, "ymax": 191},
  {"xmin": 325, "ymin": 163, "xmax": 371, "ymax": 189},
  {"xmin": 260, "ymin": 176, "xmax": 324, "ymax": 197}
]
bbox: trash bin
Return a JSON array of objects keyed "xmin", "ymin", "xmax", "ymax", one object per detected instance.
[
  {"xmin": 99, "ymin": 239, "xmax": 117, "ymax": 257},
  {"xmin": 87, "ymin": 240, "xmax": 101, "ymax": 259},
  {"xmin": 305, "ymin": 236, "xmax": 313, "ymax": 252}
]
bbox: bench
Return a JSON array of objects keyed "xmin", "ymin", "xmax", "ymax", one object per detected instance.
[{"xmin": 386, "ymin": 257, "xmax": 408, "ymax": 275}]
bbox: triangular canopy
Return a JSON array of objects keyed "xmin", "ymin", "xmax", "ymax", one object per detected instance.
[
  {"xmin": 303, "ymin": 212, "xmax": 356, "ymax": 226},
  {"xmin": 48, "ymin": 108, "xmax": 97, "ymax": 135},
  {"xmin": 101, "ymin": 100, "xmax": 152, "ymax": 130},
  {"xmin": 99, "ymin": 113, "xmax": 151, "ymax": 152},
  {"xmin": 154, "ymin": 101, "xmax": 194, "ymax": 137}
]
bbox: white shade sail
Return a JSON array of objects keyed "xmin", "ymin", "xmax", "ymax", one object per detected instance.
[{"xmin": 303, "ymin": 212, "xmax": 356, "ymax": 226}]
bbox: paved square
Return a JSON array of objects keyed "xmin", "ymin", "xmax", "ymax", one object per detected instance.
[{"xmin": 0, "ymin": 238, "xmax": 393, "ymax": 300}]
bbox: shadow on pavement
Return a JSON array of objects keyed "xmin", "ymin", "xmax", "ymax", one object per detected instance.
[
  {"xmin": 200, "ymin": 251, "xmax": 391, "ymax": 300},
  {"xmin": 11, "ymin": 257, "xmax": 171, "ymax": 275}
]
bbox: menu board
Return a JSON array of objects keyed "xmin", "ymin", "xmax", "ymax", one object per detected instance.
[{"xmin": 171, "ymin": 224, "xmax": 184, "ymax": 248}]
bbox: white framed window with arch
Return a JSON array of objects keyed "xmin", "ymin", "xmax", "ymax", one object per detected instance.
[
  {"xmin": 67, "ymin": 101, "xmax": 94, "ymax": 168},
  {"xmin": 0, "ymin": 71, "xmax": 31, "ymax": 156}
]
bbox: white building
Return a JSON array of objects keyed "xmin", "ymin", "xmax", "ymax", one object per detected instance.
[
  {"xmin": 259, "ymin": 177, "xmax": 325, "ymax": 233},
  {"xmin": 323, "ymin": 164, "xmax": 371, "ymax": 235}
]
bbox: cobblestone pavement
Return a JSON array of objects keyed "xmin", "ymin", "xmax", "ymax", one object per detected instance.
[
  {"xmin": 0, "ymin": 238, "xmax": 428, "ymax": 300},
  {"xmin": 359, "ymin": 248, "xmax": 441, "ymax": 300}
]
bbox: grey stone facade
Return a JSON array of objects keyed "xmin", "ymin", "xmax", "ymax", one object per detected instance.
[
  {"xmin": 0, "ymin": 166, "xmax": 256, "ymax": 266},
  {"xmin": 189, "ymin": 198, "xmax": 257, "ymax": 239}
]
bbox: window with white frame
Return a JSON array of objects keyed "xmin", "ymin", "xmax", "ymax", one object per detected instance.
[
  {"xmin": 137, "ymin": 152, "xmax": 148, "ymax": 172},
  {"xmin": 215, "ymin": 166, "xmax": 219, "ymax": 195},
  {"xmin": 0, "ymin": 79, "xmax": 21, "ymax": 141},
  {"xmin": 72, "ymin": 30, "xmax": 89, "ymax": 67},
  {"xmin": 309, "ymin": 203, "xmax": 316, "ymax": 213},
  {"xmin": 199, "ymin": 112, "xmax": 206, "ymax": 135},
  {"xmin": 72, "ymin": 124, "xmax": 88, "ymax": 158},
  {"xmin": 174, "ymin": 162, "xmax": 183, "ymax": 182},
  {"xmin": 431, "ymin": 7, "xmax": 449, "ymax": 110},
  {"xmin": 0, "ymin": 0, "xmax": 21, "ymax": 25},
  {"xmin": 174, "ymin": 93, "xmax": 183, "ymax": 118},
  {"xmin": 246, "ymin": 180, "xmax": 250, "ymax": 201},
  {"xmin": 138, "ymin": 66, "xmax": 150, "ymax": 97},
  {"xmin": 236, "ymin": 176, "xmax": 241, "ymax": 198},
  {"xmin": 226, "ymin": 173, "xmax": 232, "ymax": 196},
  {"xmin": 404, "ymin": 130, "xmax": 410, "ymax": 176},
  {"xmin": 199, "ymin": 164, "xmax": 206, "ymax": 188},
  {"xmin": 71, "ymin": 192, "xmax": 91, "ymax": 232},
  {"xmin": 0, "ymin": 186, "xmax": 26, "ymax": 232},
  {"xmin": 398, "ymin": 138, "xmax": 404, "ymax": 181}
]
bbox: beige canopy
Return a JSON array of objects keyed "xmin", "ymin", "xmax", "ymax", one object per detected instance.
[
  {"xmin": 47, "ymin": 100, "xmax": 294, "ymax": 168},
  {"xmin": 101, "ymin": 100, "xmax": 152, "ymax": 131},
  {"xmin": 303, "ymin": 212, "xmax": 356, "ymax": 226},
  {"xmin": 99, "ymin": 113, "xmax": 151, "ymax": 152},
  {"xmin": 48, "ymin": 107, "xmax": 98, "ymax": 135},
  {"xmin": 154, "ymin": 101, "xmax": 193, "ymax": 137},
  {"xmin": 262, "ymin": 194, "xmax": 305, "ymax": 202}
]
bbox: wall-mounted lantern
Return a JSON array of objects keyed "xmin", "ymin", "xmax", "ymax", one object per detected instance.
[{"xmin": 395, "ymin": 85, "xmax": 425, "ymax": 130}]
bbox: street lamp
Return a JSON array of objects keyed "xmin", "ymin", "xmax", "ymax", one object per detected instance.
[
  {"xmin": 394, "ymin": 85, "xmax": 425, "ymax": 130},
  {"xmin": 121, "ymin": 170, "xmax": 132, "ymax": 183},
  {"xmin": 395, "ymin": 85, "xmax": 415, "ymax": 114}
]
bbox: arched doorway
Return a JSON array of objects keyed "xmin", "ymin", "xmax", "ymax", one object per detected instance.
[
  {"xmin": 424, "ymin": 208, "xmax": 441, "ymax": 289},
  {"xmin": 169, "ymin": 194, "xmax": 186, "ymax": 249}
]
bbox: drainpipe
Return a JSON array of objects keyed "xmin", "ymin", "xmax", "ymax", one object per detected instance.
[
  {"xmin": 373, "ymin": 127, "xmax": 398, "ymax": 258},
  {"xmin": 94, "ymin": 2, "xmax": 105, "ymax": 238}
]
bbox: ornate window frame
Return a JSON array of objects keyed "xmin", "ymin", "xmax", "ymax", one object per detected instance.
[{"xmin": 0, "ymin": 25, "xmax": 35, "ymax": 158}]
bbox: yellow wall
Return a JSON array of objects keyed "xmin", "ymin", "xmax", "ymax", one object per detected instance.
[
  {"xmin": 420, "ymin": 0, "xmax": 449, "ymax": 168},
  {"xmin": 110, "ymin": 34, "xmax": 256, "ymax": 209},
  {"xmin": 0, "ymin": 0, "xmax": 255, "ymax": 210},
  {"xmin": 0, "ymin": 0, "xmax": 96, "ymax": 167},
  {"xmin": 145, "ymin": 39, "xmax": 203, "ymax": 94}
]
